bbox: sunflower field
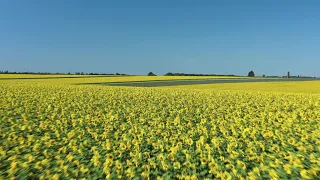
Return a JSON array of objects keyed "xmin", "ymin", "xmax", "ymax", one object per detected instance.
[{"xmin": 0, "ymin": 79, "xmax": 320, "ymax": 179}]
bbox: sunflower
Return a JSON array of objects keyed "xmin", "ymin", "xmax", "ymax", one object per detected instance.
[
  {"xmin": 270, "ymin": 144, "xmax": 280, "ymax": 153},
  {"xmin": 119, "ymin": 143, "xmax": 127, "ymax": 151},
  {"xmin": 268, "ymin": 169, "xmax": 279, "ymax": 180},
  {"xmin": 141, "ymin": 164, "xmax": 150, "ymax": 172},
  {"xmin": 157, "ymin": 153, "xmax": 165, "ymax": 161},
  {"xmin": 66, "ymin": 153, "xmax": 74, "ymax": 162},
  {"xmin": 161, "ymin": 161, "xmax": 169, "ymax": 171},
  {"xmin": 220, "ymin": 171, "xmax": 232, "ymax": 180},
  {"xmin": 141, "ymin": 171, "xmax": 150, "ymax": 180},
  {"xmin": 200, "ymin": 157, "xmax": 207, "ymax": 165},
  {"xmin": 237, "ymin": 160, "xmax": 246, "ymax": 170},
  {"xmin": 173, "ymin": 162, "xmax": 181, "ymax": 169},
  {"xmin": 115, "ymin": 160, "xmax": 122, "ymax": 170},
  {"xmin": 168, "ymin": 153, "xmax": 175, "ymax": 161},
  {"xmin": 288, "ymin": 138, "xmax": 296, "ymax": 145},
  {"xmin": 8, "ymin": 161, "xmax": 18, "ymax": 176},
  {"xmin": 299, "ymin": 169, "xmax": 312, "ymax": 179},
  {"xmin": 126, "ymin": 168, "xmax": 135, "ymax": 178},
  {"xmin": 80, "ymin": 165, "xmax": 89, "ymax": 174}
]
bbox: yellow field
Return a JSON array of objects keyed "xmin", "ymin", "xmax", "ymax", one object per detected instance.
[
  {"xmin": 168, "ymin": 81, "xmax": 320, "ymax": 94},
  {"xmin": 0, "ymin": 76, "xmax": 319, "ymax": 179},
  {"xmin": 0, "ymin": 74, "xmax": 243, "ymax": 79},
  {"xmin": 0, "ymin": 74, "xmax": 245, "ymax": 85},
  {"xmin": 0, "ymin": 74, "xmax": 91, "ymax": 79}
]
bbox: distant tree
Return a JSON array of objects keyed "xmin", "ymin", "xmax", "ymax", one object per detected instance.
[
  {"xmin": 148, "ymin": 72, "xmax": 157, "ymax": 76},
  {"xmin": 262, "ymin": 74, "xmax": 266, "ymax": 78},
  {"xmin": 248, "ymin": 71, "xmax": 255, "ymax": 77},
  {"xmin": 165, "ymin": 72, "xmax": 174, "ymax": 76}
]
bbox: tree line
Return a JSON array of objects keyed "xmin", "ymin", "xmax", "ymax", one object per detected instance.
[
  {"xmin": 149, "ymin": 71, "xmax": 249, "ymax": 77},
  {"xmin": 163, "ymin": 72, "xmax": 237, "ymax": 76},
  {"xmin": 2, "ymin": 70, "xmax": 314, "ymax": 78},
  {"xmin": 0, "ymin": 71, "xmax": 129, "ymax": 76}
]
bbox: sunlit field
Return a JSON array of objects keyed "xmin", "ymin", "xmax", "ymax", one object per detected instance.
[
  {"xmin": 167, "ymin": 81, "xmax": 320, "ymax": 94},
  {"xmin": 0, "ymin": 74, "xmax": 95, "ymax": 79},
  {"xmin": 0, "ymin": 74, "xmax": 245, "ymax": 85},
  {"xmin": 0, "ymin": 76, "xmax": 319, "ymax": 179}
]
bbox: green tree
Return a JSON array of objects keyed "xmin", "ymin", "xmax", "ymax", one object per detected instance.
[
  {"xmin": 165, "ymin": 72, "xmax": 174, "ymax": 76},
  {"xmin": 148, "ymin": 72, "xmax": 157, "ymax": 76},
  {"xmin": 248, "ymin": 71, "xmax": 255, "ymax": 77}
]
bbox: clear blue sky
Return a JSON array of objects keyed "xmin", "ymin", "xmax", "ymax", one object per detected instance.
[{"xmin": 0, "ymin": 0, "xmax": 319, "ymax": 76}]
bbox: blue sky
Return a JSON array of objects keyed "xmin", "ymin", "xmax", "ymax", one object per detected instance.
[{"xmin": 0, "ymin": 0, "xmax": 319, "ymax": 76}]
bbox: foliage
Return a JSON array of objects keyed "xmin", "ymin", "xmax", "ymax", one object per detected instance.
[
  {"xmin": 0, "ymin": 79, "xmax": 320, "ymax": 179},
  {"xmin": 164, "ymin": 72, "xmax": 236, "ymax": 77},
  {"xmin": 0, "ymin": 71, "xmax": 128, "ymax": 76},
  {"xmin": 248, "ymin": 71, "xmax": 255, "ymax": 77},
  {"xmin": 148, "ymin": 72, "xmax": 157, "ymax": 76},
  {"xmin": 168, "ymin": 81, "xmax": 320, "ymax": 94}
]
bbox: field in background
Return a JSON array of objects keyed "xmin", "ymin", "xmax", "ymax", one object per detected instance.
[
  {"xmin": 0, "ymin": 74, "xmax": 246, "ymax": 85},
  {"xmin": 0, "ymin": 74, "xmax": 244, "ymax": 79},
  {"xmin": 166, "ymin": 81, "xmax": 320, "ymax": 94},
  {"xmin": 0, "ymin": 74, "xmax": 98, "ymax": 79},
  {"xmin": 2, "ymin": 75, "xmax": 317, "ymax": 90},
  {"xmin": 0, "ymin": 75, "xmax": 319, "ymax": 179},
  {"xmin": 97, "ymin": 78, "xmax": 318, "ymax": 88}
]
